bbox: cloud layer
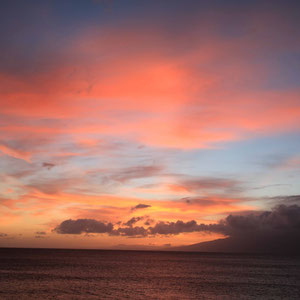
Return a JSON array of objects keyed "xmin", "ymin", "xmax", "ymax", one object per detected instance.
[{"xmin": 54, "ymin": 204, "xmax": 300, "ymax": 251}]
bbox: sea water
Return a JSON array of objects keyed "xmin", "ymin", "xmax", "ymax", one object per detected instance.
[{"xmin": 0, "ymin": 248, "xmax": 299, "ymax": 299}]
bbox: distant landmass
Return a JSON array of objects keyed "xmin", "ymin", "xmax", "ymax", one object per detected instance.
[{"xmin": 170, "ymin": 237, "xmax": 300, "ymax": 254}]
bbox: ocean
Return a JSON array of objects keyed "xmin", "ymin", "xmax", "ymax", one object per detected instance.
[{"xmin": 0, "ymin": 248, "xmax": 299, "ymax": 299}]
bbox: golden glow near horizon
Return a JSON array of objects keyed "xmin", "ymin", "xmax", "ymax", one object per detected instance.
[{"xmin": 0, "ymin": 0, "xmax": 300, "ymax": 249}]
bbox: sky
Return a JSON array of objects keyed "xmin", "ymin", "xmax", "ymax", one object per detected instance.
[{"xmin": 0, "ymin": 0, "xmax": 300, "ymax": 251}]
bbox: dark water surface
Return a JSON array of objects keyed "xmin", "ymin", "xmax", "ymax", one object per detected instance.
[{"xmin": 0, "ymin": 248, "xmax": 299, "ymax": 299}]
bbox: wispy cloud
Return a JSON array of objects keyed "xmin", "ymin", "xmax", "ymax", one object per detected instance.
[
  {"xmin": 131, "ymin": 204, "xmax": 152, "ymax": 211},
  {"xmin": 0, "ymin": 144, "xmax": 31, "ymax": 162}
]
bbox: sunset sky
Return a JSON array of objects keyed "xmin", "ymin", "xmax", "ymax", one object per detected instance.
[{"xmin": 0, "ymin": 0, "xmax": 300, "ymax": 250}]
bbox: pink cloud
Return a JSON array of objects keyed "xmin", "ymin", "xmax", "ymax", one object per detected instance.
[
  {"xmin": 1, "ymin": 27, "xmax": 299, "ymax": 151},
  {"xmin": 0, "ymin": 144, "xmax": 31, "ymax": 162}
]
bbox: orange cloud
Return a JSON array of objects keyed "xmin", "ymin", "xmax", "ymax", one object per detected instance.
[{"xmin": 1, "ymin": 23, "xmax": 299, "ymax": 151}]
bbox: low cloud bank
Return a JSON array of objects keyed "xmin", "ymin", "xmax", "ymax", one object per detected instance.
[
  {"xmin": 220, "ymin": 204, "xmax": 300, "ymax": 239},
  {"xmin": 54, "ymin": 205, "xmax": 300, "ymax": 243}
]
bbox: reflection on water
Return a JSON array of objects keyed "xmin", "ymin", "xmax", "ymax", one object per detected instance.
[{"xmin": 0, "ymin": 248, "xmax": 299, "ymax": 299}]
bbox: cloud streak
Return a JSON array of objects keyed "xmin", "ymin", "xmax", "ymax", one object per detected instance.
[{"xmin": 131, "ymin": 204, "xmax": 151, "ymax": 211}]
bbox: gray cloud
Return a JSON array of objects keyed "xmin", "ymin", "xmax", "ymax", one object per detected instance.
[
  {"xmin": 269, "ymin": 195, "xmax": 300, "ymax": 206},
  {"xmin": 123, "ymin": 216, "xmax": 145, "ymax": 227},
  {"xmin": 149, "ymin": 220, "xmax": 222, "ymax": 235},
  {"xmin": 140, "ymin": 204, "xmax": 300, "ymax": 253},
  {"xmin": 219, "ymin": 204, "xmax": 300, "ymax": 238},
  {"xmin": 146, "ymin": 205, "xmax": 300, "ymax": 238},
  {"xmin": 111, "ymin": 226, "xmax": 148, "ymax": 237},
  {"xmin": 54, "ymin": 219, "xmax": 113, "ymax": 234},
  {"xmin": 0, "ymin": 233, "xmax": 8, "ymax": 238},
  {"xmin": 131, "ymin": 203, "xmax": 151, "ymax": 211},
  {"xmin": 176, "ymin": 205, "xmax": 300, "ymax": 254}
]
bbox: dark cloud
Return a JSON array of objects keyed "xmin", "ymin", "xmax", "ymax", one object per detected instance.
[
  {"xmin": 146, "ymin": 205, "xmax": 300, "ymax": 239},
  {"xmin": 0, "ymin": 233, "xmax": 8, "ymax": 238},
  {"xmin": 149, "ymin": 220, "xmax": 198, "ymax": 235},
  {"xmin": 269, "ymin": 195, "xmax": 300, "ymax": 206},
  {"xmin": 219, "ymin": 204, "xmax": 300, "ymax": 238},
  {"xmin": 123, "ymin": 216, "xmax": 144, "ymax": 227},
  {"xmin": 144, "ymin": 218, "xmax": 155, "ymax": 226},
  {"xmin": 54, "ymin": 219, "xmax": 113, "ymax": 234},
  {"xmin": 131, "ymin": 203, "xmax": 151, "ymax": 211},
  {"xmin": 149, "ymin": 220, "xmax": 221, "ymax": 235},
  {"xmin": 129, "ymin": 205, "xmax": 300, "ymax": 253},
  {"xmin": 54, "ymin": 218, "xmax": 217, "ymax": 237},
  {"xmin": 111, "ymin": 226, "xmax": 148, "ymax": 237},
  {"xmin": 42, "ymin": 162, "xmax": 55, "ymax": 170},
  {"xmin": 174, "ymin": 205, "xmax": 300, "ymax": 254}
]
